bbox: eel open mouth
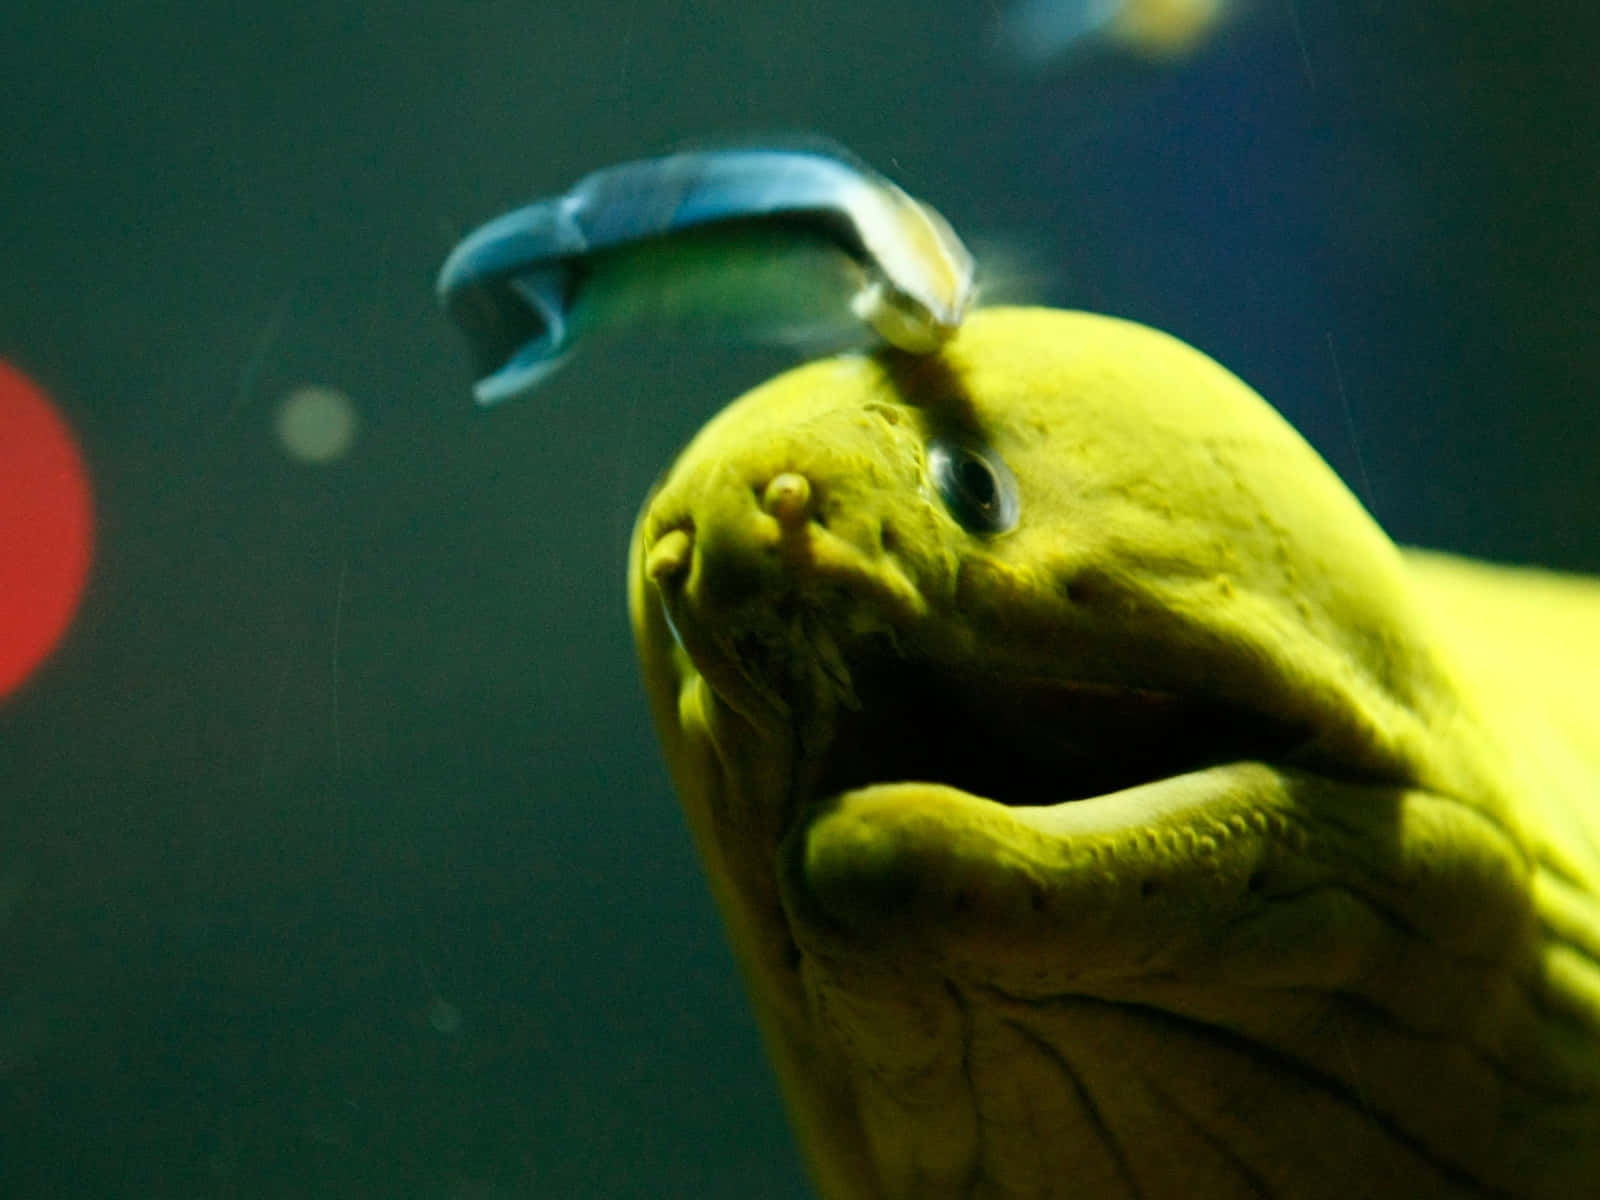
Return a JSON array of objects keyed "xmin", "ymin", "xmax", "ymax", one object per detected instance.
[{"xmin": 805, "ymin": 649, "xmax": 1317, "ymax": 810}]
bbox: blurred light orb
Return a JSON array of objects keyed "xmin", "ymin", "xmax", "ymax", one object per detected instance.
[
  {"xmin": 274, "ymin": 384, "xmax": 359, "ymax": 464},
  {"xmin": 428, "ymin": 996, "xmax": 463, "ymax": 1036},
  {"xmin": 1109, "ymin": 0, "xmax": 1227, "ymax": 58},
  {"xmin": 0, "ymin": 360, "xmax": 94, "ymax": 701},
  {"xmin": 1001, "ymin": 0, "xmax": 1229, "ymax": 64}
]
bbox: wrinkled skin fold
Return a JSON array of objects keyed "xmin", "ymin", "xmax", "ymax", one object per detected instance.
[{"xmin": 627, "ymin": 308, "xmax": 1600, "ymax": 1198}]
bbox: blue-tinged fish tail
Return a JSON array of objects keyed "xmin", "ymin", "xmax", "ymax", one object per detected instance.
[
  {"xmin": 437, "ymin": 199, "xmax": 585, "ymax": 405},
  {"xmin": 452, "ymin": 272, "xmax": 573, "ymax": 406},
  {"xmin": 436, "ymin": 197, "xmax": 587, "ymax": 295}
]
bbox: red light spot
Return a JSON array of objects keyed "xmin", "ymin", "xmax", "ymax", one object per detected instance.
[{"xmin": 0, "ymin": 361, "xmax": 94, "ymax": 701}]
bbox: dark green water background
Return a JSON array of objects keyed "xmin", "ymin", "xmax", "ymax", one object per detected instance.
[{"xmin": 2, "ymin": 2, "xmax": 1597, "ymax": 1196}]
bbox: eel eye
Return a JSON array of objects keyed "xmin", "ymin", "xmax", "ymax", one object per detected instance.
[{"xmin": 928, "ymin": 439, "xmax": 1019, "ymax": 535}]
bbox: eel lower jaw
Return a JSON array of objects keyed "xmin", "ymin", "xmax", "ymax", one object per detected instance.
[{"xmin": 779, "ymin": 663, "xmax": 1412, "ymax": 951}]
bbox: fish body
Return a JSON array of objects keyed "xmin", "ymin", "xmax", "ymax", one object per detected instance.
[
  {"xmin": 628, "ymin": 307, "xmax": 1600, "ymax": 1198},
  {"xmin": 437, "ymin": 146, "xmax": 974, "ymax": 405}
]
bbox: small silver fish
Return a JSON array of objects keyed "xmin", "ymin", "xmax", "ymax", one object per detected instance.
[{"xmin": 436, "ymin": 144, "xmax": 975, "ymax": 405}]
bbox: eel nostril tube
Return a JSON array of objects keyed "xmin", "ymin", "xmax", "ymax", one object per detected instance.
[
  {"xmin": 646, "ymin": 527, "xmax": 693, "ymax": 584},
  {"xmin": 762, "ymin": 472, "xmax": 813, "ymax": 529}
]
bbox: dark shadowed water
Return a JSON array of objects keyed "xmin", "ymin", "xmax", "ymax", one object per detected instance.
[{"xmin": 2, "ymin": 2, "xmax": 1597, "ymax": 1196}]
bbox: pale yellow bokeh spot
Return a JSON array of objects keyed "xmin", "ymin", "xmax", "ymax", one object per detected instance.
[
  {"xmin": 274, "ymin": 384, "xmax": 359, "ymax": 464},
  {"xmin": 1108, "ymin": 0, "xmax": 1228, "ymax": 59}
]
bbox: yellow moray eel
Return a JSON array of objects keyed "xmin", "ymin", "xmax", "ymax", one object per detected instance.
[{"xmin": 627, "ymin": 307, "xmax": 1600, "ymax": 1199}]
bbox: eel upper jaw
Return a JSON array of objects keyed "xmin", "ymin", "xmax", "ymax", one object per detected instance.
[{"xmin": 646, "ymin": 516, "xmax": 1372, "ymax": 843}]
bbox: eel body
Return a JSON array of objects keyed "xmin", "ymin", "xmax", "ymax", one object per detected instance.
[{"xmin": 627, "ymin": 307, "xmax": 1600, "ymax": 1198}]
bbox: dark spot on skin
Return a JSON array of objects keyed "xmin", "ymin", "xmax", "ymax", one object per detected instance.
[
  {"xmin": 880, "ymin": 521, "xmax": 898, "ymax": 552},
  {"xmin": 1247, "ymin": 870, "xmax": 1266, "ymax": 893},
  {"xmin": 877, "ymin": 347, "xmax": 980, "ymax": 433},
  {"xmin": 1062, "ymin": 576, "xmax": 1097, "ymax": 607},
  {"xmin": 1139, "ymin": 878, "xmax": 1159, "ymax": 898}
]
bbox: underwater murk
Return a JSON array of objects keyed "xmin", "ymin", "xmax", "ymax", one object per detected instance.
[{"xmin": 1, "ymin": 2, "xmax": 1596, "ymax": 1198}]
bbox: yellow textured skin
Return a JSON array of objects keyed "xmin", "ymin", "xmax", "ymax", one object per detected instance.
[{"xmin": 627, "ymin": 307, "xmax": 1600, "ymax": 1198}]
